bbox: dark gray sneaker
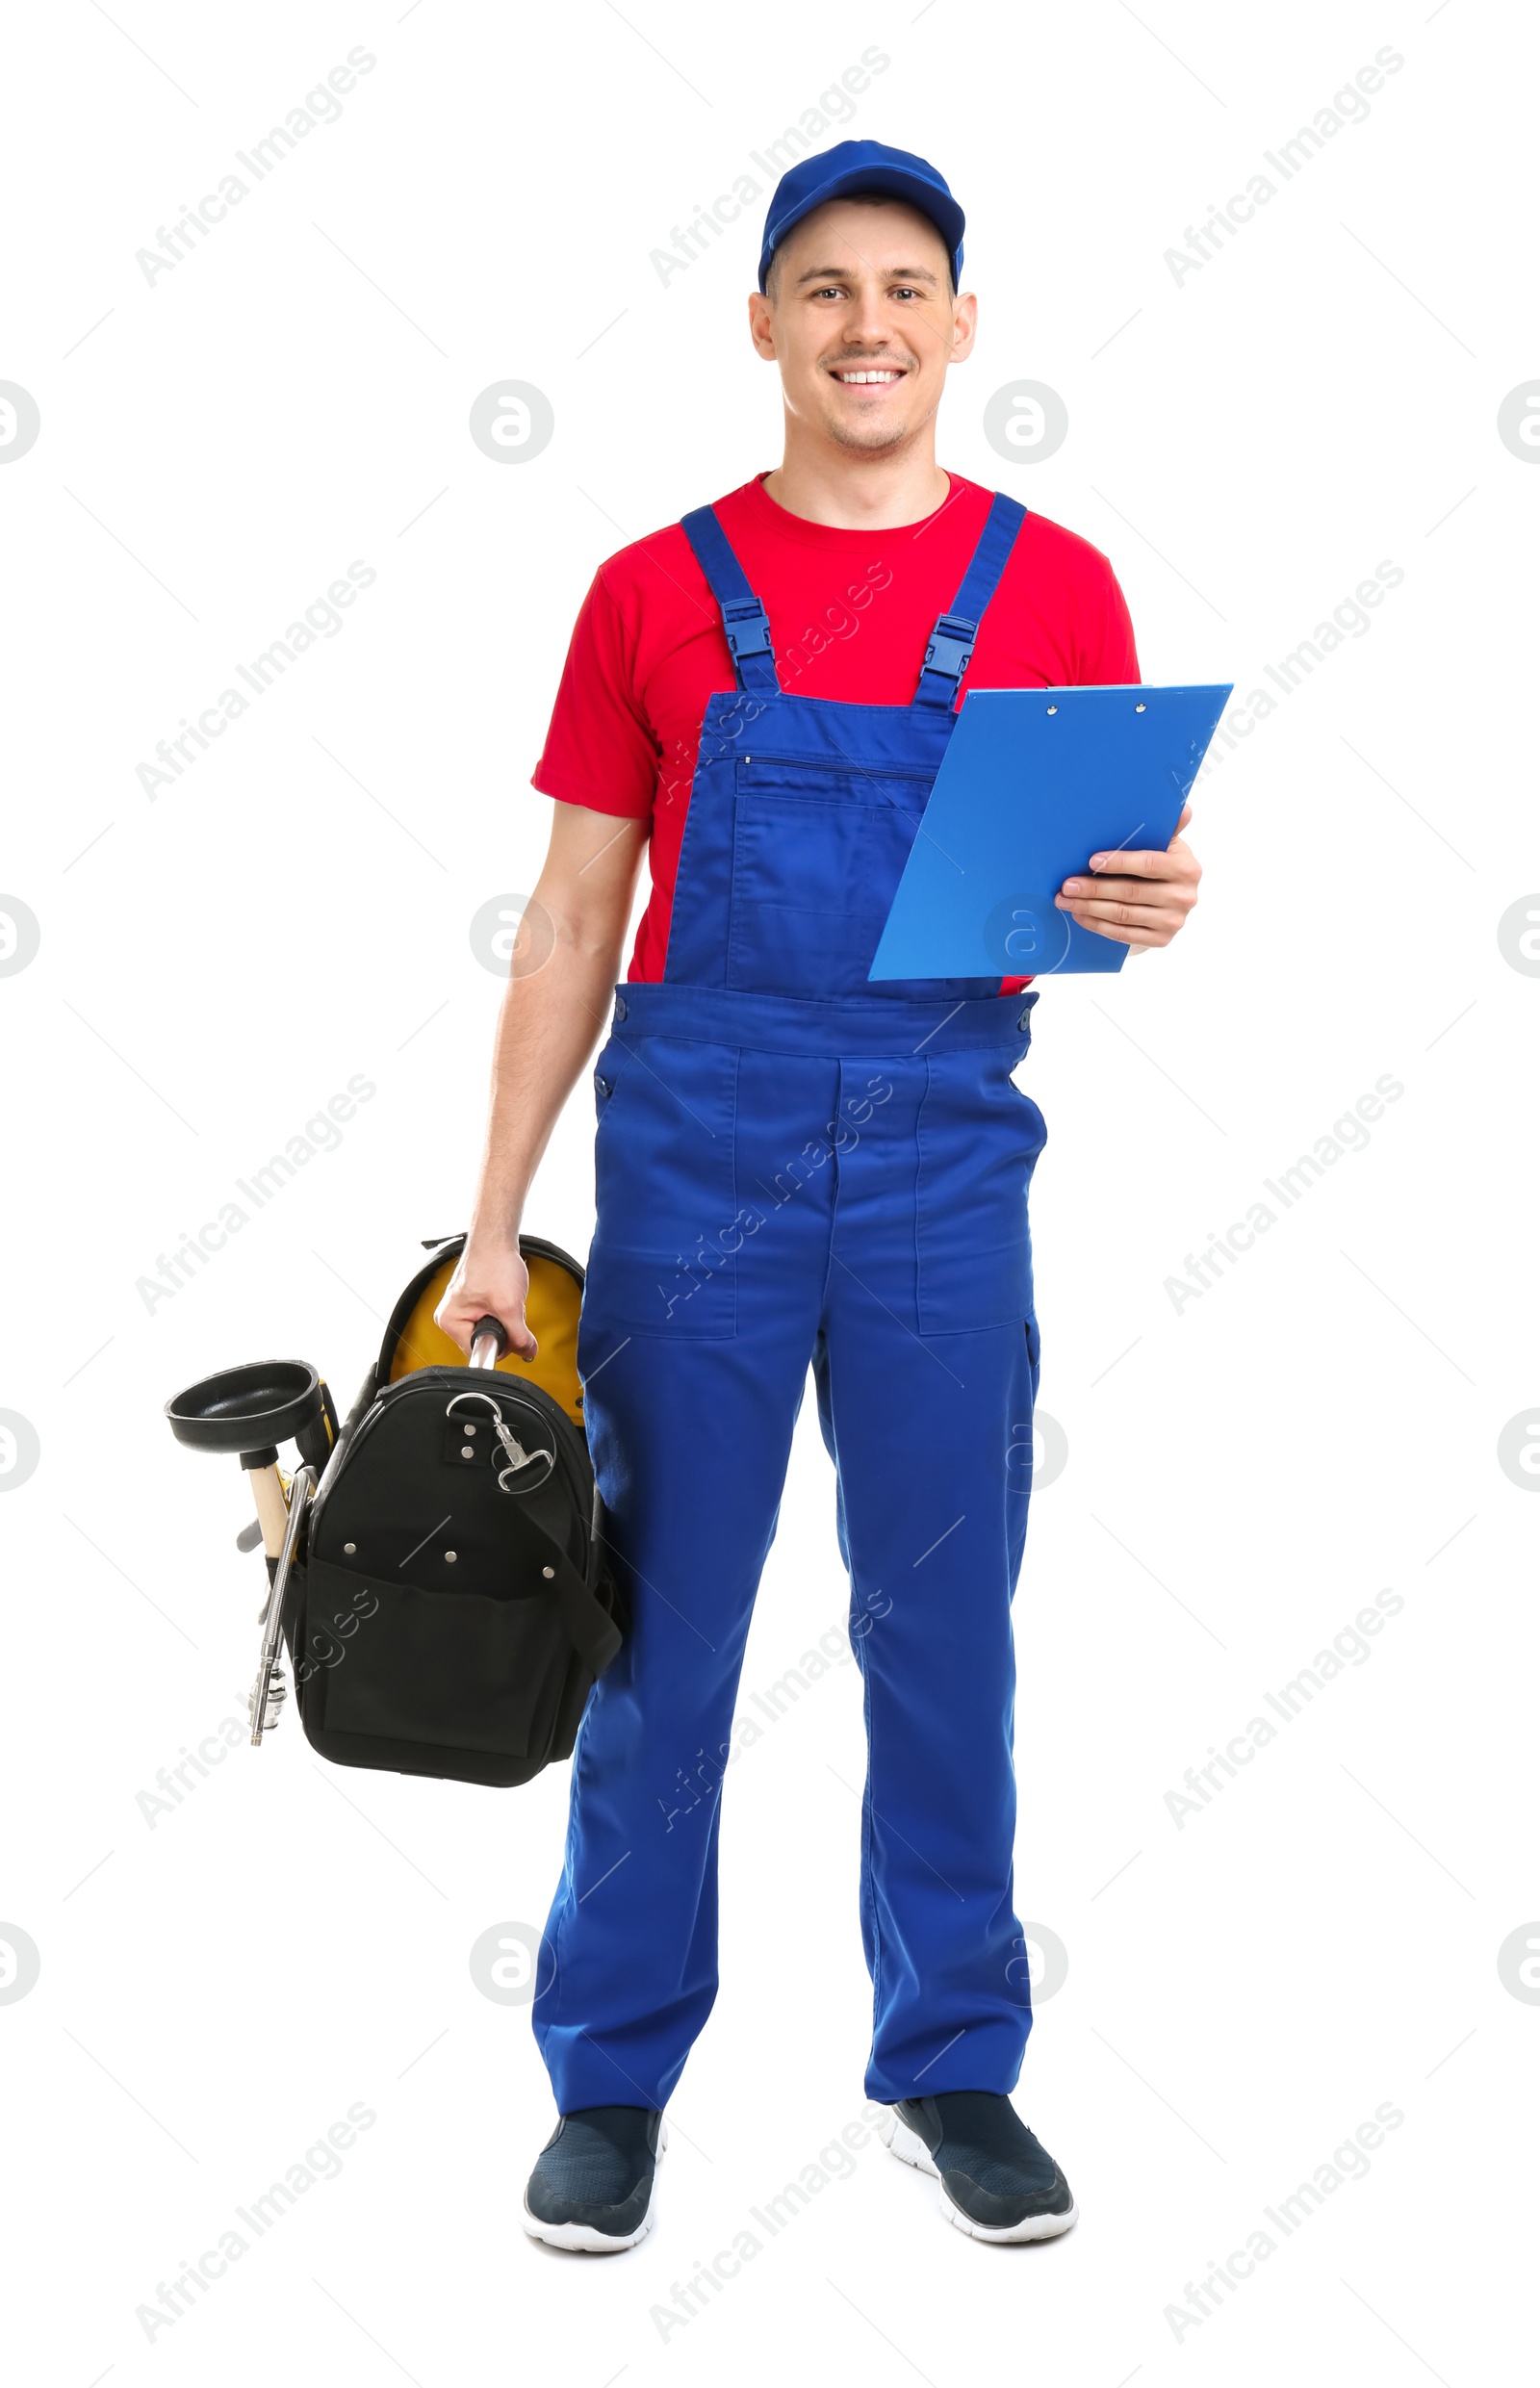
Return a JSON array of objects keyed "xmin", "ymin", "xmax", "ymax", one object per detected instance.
[
  {"xmin": 522, "ymin": 2105, "xmax": 667, "ymax": 2252},
  {"xmin": 880, "ymin": 2092, "xmax": 1077, "ymax": 2242}
]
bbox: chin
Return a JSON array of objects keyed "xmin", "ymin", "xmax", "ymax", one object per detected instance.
[{"xmin": 824, "ymin": 413, "xmax": 916, "ymax": 454}]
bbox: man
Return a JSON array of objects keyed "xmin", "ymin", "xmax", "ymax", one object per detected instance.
[{"xmin": 438, "ymin": 140, "xmax": 1200, "ymax": 2252}]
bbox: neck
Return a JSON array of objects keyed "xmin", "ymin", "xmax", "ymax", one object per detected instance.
[{"xmin": 761, "ymin": 420, "xmax": 949, "ymax": 530}]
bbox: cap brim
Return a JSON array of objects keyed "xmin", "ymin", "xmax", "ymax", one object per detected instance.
[{"xmin": 760, "ymin": 168, "xmax": 964, "ymax": 289}]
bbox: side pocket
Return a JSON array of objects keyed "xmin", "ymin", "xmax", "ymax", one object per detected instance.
[
  {"xmin": 915, "ymin": 1049, "xmax": 1045, "ymax": 1335},
  {"xmin": 583, "ymin": 1035, "xmax": 739, "ymax": 1341}
]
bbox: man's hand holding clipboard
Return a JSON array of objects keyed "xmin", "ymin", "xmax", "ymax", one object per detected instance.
[
  {"xmin": 868, "ymin": 682, "xmax": 1232, "ymax": 979},
  {"xmin": 1055, "ymin": 798, "xmax": 1201, "ymax": 957}
]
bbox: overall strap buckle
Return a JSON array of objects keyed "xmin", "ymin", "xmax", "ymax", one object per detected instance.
[
  {"xmin": 923, "ymin": 611, "xmax": 977, "ymax": 681},
  {"xmin": 912, "ymin": 492, "xmax": 1030, "ymax": 711},
  {"xmin": 680, "ymin": 507, "xmax": 783, "ymax": 696},
  {"xmin": 914, "ymin": 611, "xmax": 977, "ymax": 707},
  {"xmin": 721, "ymin": 596, "xmax": 774, "ymax": 665}
]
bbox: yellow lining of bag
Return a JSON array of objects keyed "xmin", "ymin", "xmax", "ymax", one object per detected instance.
[{"xmin": 386, "ymin": 1253, "xmax": 584, "ymax": 1425}]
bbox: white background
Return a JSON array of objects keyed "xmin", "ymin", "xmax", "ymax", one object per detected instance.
[{"xmin": 2, "ymin": 1, "xmax": 1535, "ymax": 2380}]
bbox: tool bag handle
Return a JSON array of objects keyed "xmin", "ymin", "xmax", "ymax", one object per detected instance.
[{"xmin": 470, "ymin": 1314, "xmax": 507, "ymax": 1370}]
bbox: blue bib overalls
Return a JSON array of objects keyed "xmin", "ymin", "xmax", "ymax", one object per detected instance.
[{"xmin": 533, "ymin": 494, "xmax": 1050, "ymax": 2110}]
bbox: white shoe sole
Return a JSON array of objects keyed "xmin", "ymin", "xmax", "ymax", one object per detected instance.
[
  {"xmin": 521, "ymin": 2120, "xmax": 667, "ymax": 2254},
  {"xmin": 878, "ymin": 2108, "xmax": 1078, "ymax": 2244}
]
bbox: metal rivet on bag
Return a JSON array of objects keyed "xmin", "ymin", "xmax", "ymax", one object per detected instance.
[
  {"xmin": 1045, "ymin": 704, "xmax": 1058, "ymax": 715},
  {"xmin": 344, "ymin": 1542, "xmax": 356, "ymax": 1554},
  {"xmin": 445, "ymin": 1551, "xmax": 457, "ymax": 1563},
  {"xmin": 461, "ymin": 1444, "xmax": 475, "ymax": 1457},
  {"xmin": 463, "ymin": 1422, "xmax": 477, "ymax": 1436},
  {"xmin": 1135, "ymin": 700, "xmax": 1146, "ymax": 712},
  {"xmin": 542, "ymin": 1565, "xmax": 555, "ymax": 1579}
]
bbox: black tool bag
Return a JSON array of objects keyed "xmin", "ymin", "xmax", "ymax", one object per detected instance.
[{"xmin": 286, "ymin": 1235, "xmax": 623, "ymax": 1788}]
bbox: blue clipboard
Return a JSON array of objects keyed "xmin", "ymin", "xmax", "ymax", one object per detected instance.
[{"xmin": 869, "ymin": 682, "xmax": 1232, "ymax": 978}]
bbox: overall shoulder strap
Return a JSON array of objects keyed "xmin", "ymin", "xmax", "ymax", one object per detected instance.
[
  {"xmin": 913, "ymin": 491, "xmax": 1030, "ymax": 710},
  {"xmin": 680, "ymin": 505, "xmax": 782, "ymax": 696}
]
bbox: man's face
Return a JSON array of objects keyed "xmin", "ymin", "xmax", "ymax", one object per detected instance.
[{"xmin": 749, "ymin": 197, "xmax": 976, "ymax": 456}]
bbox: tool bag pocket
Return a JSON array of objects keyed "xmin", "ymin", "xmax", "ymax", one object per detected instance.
[
  {"xmin": 289, "ymin": 1363, "xmax": 622, "ymax": 1789},
  {"xmin": 298, "ymin": 1557, "xmax": 569, "ymax": 1762}
]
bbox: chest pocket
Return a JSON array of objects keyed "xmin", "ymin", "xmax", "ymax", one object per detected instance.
[{"xmin": 728, "ymin": 756, "xmax": 934, "ymax": 997}]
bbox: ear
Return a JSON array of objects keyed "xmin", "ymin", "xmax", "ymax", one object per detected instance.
[
  {"xmin": 947, "ymin": 291, "xmax": 979, "ymax": 363},
  {"xmin": 747, "ymin": 288, "xmax": 777, "ymax": 358}
]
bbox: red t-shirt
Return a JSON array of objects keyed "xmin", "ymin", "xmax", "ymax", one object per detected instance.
[{"xmin": 532, "ymin": 471, "xmax": 1141, "ymax": 985}]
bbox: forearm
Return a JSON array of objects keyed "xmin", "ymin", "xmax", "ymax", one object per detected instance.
[
  {"xmin": 435, "ymin": 804, "xmax": 644, "ymax": 1356},
  {"xmin": 467, "ymin": 908, "xmax": 625, "ymax": 1248}
]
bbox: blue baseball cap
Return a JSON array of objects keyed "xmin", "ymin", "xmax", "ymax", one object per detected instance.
[{"xmin": 757, "ymin": 140, "xmax": 964, "ymax": 294}]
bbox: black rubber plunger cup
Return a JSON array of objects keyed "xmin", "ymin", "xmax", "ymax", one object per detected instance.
[{"xmin": 165, "ymin": 1359, "xmax": 332, "ymax": 1471}]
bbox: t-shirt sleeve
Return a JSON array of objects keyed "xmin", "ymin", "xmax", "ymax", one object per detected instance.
[
  {"xmin": 531, "ymin": 562, "xmax": 659, "ymax": 819},
  {"xmin": 1076, "ymin": 553, "xmax": 1141, "ymax": 683}
]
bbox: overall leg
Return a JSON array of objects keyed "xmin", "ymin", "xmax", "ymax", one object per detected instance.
[
  {"xmin": 533, "ymin": 1045, "xmax": 837, "ymax": 2112},
  {"xmin": 815, "ymin": 1045, "xmax": 1043, "ymax": 2101}
]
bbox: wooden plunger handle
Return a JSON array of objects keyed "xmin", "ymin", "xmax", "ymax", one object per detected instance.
[{"xmin": 247, "ymin": 1463, "xmax": 291, "ymax": 1559}]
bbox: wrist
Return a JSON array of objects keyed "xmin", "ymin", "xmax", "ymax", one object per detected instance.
[{"xmin": 464, "ymin": 1208, "xmax": 526, "ymax": 1255}]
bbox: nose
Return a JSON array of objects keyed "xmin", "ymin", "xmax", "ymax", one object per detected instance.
[{"xmin": 836, "ymin": 284, "xmax": 897, "ymax": 350}]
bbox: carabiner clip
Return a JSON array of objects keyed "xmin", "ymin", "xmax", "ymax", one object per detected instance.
[{"xmin": 493, "ymin": 1414, "xmax": 554, "ymax": 1494}]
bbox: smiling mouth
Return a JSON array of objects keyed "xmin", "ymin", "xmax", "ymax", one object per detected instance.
[{"xmin": 831, "ymin": 367, "xmax": 906, "ymax": 385}]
